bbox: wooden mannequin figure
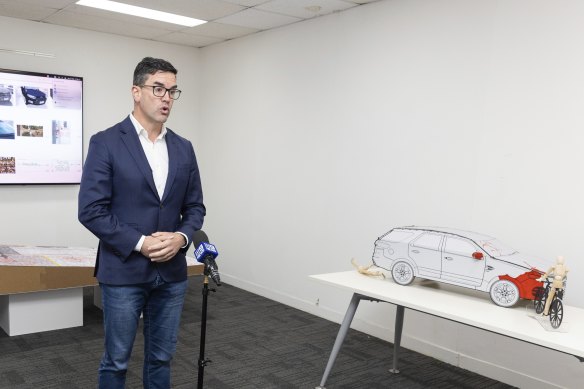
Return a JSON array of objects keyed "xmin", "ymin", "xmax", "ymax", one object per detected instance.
[{"xmin": 538, "ymin": 256, "xmax": 569, "ymax": 316}]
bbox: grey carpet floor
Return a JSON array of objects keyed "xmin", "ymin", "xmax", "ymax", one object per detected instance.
[{"xmin": 0, "ymin": 277, "xmax": 514, "ymax": 388}]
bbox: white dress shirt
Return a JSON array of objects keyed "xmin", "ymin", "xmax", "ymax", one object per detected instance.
[
  {"xmin": 130, "ymin": 114, "xmax": 169, "ymax": 198},
  {"xmin": 129, "ymin": 114, "xmax": 187, "ymax": 251}
]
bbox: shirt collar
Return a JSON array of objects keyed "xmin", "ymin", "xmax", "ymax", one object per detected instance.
[{"xmin": 130, "ymin": 113, "xmax": 167, "ymax": 140}]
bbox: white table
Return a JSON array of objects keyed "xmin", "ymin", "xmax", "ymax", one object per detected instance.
[{"xmin": 310, "ymin": 271, "xmax": 584, "ymax": 389}]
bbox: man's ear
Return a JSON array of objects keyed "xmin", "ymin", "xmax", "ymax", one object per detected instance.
[{"xmin": 132, "ymin": 85, "xmax": 141, "ymax": 102}]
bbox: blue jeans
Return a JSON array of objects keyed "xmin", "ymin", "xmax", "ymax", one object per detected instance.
[{"xmin": 98, "ymin": 275, "xmax": 188, "ymax": 389}]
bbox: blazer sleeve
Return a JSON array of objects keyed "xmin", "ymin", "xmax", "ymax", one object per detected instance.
[
  {"xmin": 175, "ymin": 141, "xmax": 206, "ymax": 249},
  {"xmin": 78, "ymin": 134, "xmax": 142, "ymax": 259}
]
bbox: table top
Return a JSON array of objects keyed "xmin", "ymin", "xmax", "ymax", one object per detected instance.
[
  {"xmin": 0, "ymin": 245, "xmax": 203, "ymax": 294},
  {"xmin": 0, "ymin": 245, "xmax": 97, "ymax": 266},
  {"xmin": 0, "ymin": 245, "xmax": 201, "ymax": 267},
  {"xmin": 310, "ymin": 271, "xmax": 584, "ymax": 360}
]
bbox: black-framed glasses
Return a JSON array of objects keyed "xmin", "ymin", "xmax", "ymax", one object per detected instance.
[{"xmin": 140, "ymin": 85, "xmax": 182, "ymax": 100}]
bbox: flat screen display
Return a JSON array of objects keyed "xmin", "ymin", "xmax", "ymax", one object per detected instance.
[{"xmin": 0, "ymin": 68, "xmax": 83, "ymax": 184}]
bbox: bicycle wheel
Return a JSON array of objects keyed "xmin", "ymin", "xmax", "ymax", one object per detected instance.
[
  {"xmin": 533, "ymin": 287, "xmax": 546, "ymax": 314},
  {"xmin": 549, "ymin": 298, "xmax": 563, "ymax": 329}
]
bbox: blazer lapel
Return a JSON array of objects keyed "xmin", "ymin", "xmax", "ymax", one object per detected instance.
[
  {"xmin": 119, "ymin": 117, "xmax": 159, "ymax": 199},
  {"xmin": 162, "ymin": 130, "xmax": 178, "ymax": 203}
]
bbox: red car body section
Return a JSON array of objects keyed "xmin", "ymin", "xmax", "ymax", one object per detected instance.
[{"xmin": 498, "ymin": 269, "xmax": 543, "ymax": 300}]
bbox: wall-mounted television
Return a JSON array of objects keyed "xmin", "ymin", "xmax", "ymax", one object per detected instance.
[{"xmin": 0, "ymin": 68, "xmax": 83, "ymax": 184}]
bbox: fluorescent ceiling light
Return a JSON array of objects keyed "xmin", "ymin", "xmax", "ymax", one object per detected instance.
[{"xmin": 76, "ymin": 0, "xmax": 206, "ymax": 27}]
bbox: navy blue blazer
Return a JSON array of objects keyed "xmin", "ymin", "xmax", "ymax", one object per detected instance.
[{"xmin": 78, "ymin": 116, "xmax": 206, "ymax": 285}]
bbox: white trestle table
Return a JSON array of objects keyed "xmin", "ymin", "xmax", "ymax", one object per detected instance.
[{"xmin": 310, "ymin": 271, "xmax": 584, "ymax": 389}]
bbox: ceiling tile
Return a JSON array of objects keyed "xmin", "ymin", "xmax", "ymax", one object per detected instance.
[
  {"xmin": 221, "ymin": 0, "xmax": 271, "ymax": 6},
  {"xmin": 186, "ymin": 21, "xmax": 258, "ymax": 40},
  {"xmin": 0, "ymin": 1, "xmax": 59, "ymax": 21},
  {"xmin": 154, "ymin": 32, "xmax": 225, "ymax": 48},
  {"xmin": 44, "ymin": 10, "xmax": 174, "ymax": 39},
  {"xmin": 257, "ymin": 0, "xmax": 356, "ymax": 19},
  {"xmin": 13, "ymin": 0, "xmax": 75, "ymax": 8},
  {"xmin": 214, "ymin": 7, "xmax": 301, "ymax": 30}
]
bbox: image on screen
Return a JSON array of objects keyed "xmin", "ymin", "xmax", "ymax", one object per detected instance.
[{"xmin": 0, "ymin": 68, "xmax": 83, "ymax": 184}]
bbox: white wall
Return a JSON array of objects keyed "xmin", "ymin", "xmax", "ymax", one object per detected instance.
[
  {"xmin": 198, "ymin": 0, "xmax": 584, "ymax": 388},
  {"xmin": 1, "ymin": 1, "xmax": 583, "ymax": 387},
  {"xmin": 0, "ymin": 15, "xmax": 200, "ymax": 247}
]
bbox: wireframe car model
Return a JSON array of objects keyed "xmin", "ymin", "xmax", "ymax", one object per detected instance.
[
  {"xmin": 372, "ymin": 226, "xmax": 544, "ymax": 307},
  {"xmin": 21, "ymin": 86, "xmax": 47, "ymax": 105}
]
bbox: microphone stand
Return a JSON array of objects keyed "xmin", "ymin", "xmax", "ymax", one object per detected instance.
[{"xmin": 197, "ymin": 269, "xmax": 216, "ymax": 389}]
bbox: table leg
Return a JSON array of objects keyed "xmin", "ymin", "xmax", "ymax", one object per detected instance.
[
  {"xmin": 315, "ymin": 293, "xmax": 362, "ymax": 389},
  {"xmin": 389, "ymin": 304, "xmax": 405, "ymax": 373}
]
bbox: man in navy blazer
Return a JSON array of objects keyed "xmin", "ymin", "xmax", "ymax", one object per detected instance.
[{"xmin": 79, "ymin": 57, "xmax": 205, "ymax": 389}]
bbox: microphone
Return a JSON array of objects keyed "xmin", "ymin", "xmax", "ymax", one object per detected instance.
[{"xmin": 193, "ymin": 230, "xmax": 221, "ymax": 286}]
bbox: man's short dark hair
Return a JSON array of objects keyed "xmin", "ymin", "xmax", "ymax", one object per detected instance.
[{"xmin": 133, "ymin": 57, "xmax": 177, "ymax": 86}]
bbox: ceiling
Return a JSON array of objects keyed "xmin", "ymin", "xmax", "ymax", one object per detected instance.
[{"xmin": 0, "ymin": 0, "xmax": 380, "ymax": 48}]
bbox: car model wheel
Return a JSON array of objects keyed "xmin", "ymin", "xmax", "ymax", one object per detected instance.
[
  {"xmin": 391, "ymin": 261, "xmax": 415, "ymax": 285},
  {"xmin": 489, "ymin": 279, "xmax": 520, "ymax": 307}
]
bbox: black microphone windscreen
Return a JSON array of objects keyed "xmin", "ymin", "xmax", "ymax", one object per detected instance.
[{"xmin": 192, "ymin": 230, "xmax": 209, "ymax": 247}]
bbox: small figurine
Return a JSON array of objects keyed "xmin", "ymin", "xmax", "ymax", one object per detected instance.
[
  {"xmin": 351, "ymin": 258, "xmax": 385, "ymax": 279},
  {"xmin": 534, "ymin": 256, "xmax": 568, "ymax": 329}
]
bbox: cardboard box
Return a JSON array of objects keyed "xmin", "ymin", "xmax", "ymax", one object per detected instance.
[{"xmin": 0, "ymin": 264, "xmax": 204, "ymax": 295}]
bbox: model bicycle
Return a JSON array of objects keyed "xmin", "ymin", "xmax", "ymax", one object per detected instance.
[
  {"xmin": 534, "ymin": 256, "xmax": 569, "ymax": 329},
  {"xmin": 533, "ymin": 276, "xmax": 566, "ymax": 329}
]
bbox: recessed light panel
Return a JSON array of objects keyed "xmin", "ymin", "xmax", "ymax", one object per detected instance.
[{"xmin": 76, "ymin": 0, "xmax": 207, "ymax": 27}]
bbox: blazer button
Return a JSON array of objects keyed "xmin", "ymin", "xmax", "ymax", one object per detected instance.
[{"xmin": 160, "ymin": 204, "xmax": 164, "ymax": 209}]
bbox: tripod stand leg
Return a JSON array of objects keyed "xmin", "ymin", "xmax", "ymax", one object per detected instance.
[{"xmin": 198, "ymin": 277, "xmax": 211, "ymax": 389}]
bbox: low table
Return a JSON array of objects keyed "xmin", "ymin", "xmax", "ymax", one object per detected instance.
[{"xmin": 0, "ymin": 245, "xmax": 203, "ymax": 336}]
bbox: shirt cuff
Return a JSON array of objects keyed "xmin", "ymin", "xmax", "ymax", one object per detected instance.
[
  {"xmin": 176, "ymin": 232, "xmax": 188, "ymax": 248},
  {"xmin": 135, "ymin": 235, "xmax": 145, "ymax": 252}
]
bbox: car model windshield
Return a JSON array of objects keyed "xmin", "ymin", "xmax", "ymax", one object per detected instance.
[{"xmin": 478, "ymin": 238, "xmax": 518, "ymax": 257}]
